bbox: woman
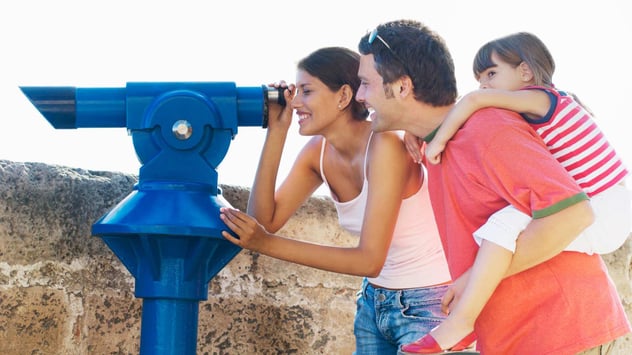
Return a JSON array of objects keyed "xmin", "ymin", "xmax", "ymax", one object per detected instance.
[{"xmin": 220, "ymin": 47, "xmax": 450, "ymax": 354}]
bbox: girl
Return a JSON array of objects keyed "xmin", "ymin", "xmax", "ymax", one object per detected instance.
[{"xmin": 401, "ymin": 32, "xmax": 630, "ymax": 353}]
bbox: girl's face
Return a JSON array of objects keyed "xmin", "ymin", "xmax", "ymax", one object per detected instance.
[
  {"xmin": 292, "ymin": 70, "xmax": 341, "ymax": 136},
  {"xmin": 477, "ymin": 52, "xmax": 527, "ymax": 91}
]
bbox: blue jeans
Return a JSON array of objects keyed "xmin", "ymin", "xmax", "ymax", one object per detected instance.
[{"xmin": 353, "ymin": 278, "xmax": 449, "ymax": 355}]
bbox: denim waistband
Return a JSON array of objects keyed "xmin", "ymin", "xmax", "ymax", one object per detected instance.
[{"xmin": 361, "ymin": 278, "xmax": 449, "ymax": 309}]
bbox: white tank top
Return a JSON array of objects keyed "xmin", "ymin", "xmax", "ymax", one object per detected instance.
[{"xmin": 319, "ymin": 135, "xmax": 451, "ymax": 288}]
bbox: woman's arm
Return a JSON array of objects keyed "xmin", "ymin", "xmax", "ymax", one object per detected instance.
[
  {"xmin": 353, "ymin": 131, "xmax": 416, "ymax": 275},
  {"xmin": 246, "ymin": 84, "xmax": 322, "ymax": 233},
  {"xmin": 221, "ymin": 132, "xmax": 414, "ymax": 276}
]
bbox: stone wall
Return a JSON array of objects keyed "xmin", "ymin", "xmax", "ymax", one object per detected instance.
[{"xmin": 0, "ymin": 160, "xmax": 630, "ymax": 354}]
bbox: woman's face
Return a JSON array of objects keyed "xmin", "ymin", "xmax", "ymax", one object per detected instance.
[{"xmin": 292, "ymin": 70, "xmax": 341, "ymax": 136}]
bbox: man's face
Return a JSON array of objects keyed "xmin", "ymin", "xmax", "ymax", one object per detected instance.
[{"xmin": 356, "ymin": 54, "xmax": 397, "ymax": 132}]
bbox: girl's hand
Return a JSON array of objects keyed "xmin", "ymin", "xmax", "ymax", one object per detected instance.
[
  {"xmin": 424, "ymin": 139, "xmax": 445, "ymax": 165},
  {"xmin": 266, "ymin": 81, "xmax": 295, "ymax": 132},
  {"xmin": 403, "ymin": 131, "xmax": 423, "ymax": 164},
  {"xmin": 220, "ymin": 207, "xmax": 269, "ymax": 251},
  {"xmin": 441, "ymin": 268, "xmax": 470, "ymax": 315}
]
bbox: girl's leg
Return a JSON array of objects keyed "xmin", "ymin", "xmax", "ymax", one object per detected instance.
[{"xmin": 429, "ymin": 240, "xmax": 512, "ymax": 349}]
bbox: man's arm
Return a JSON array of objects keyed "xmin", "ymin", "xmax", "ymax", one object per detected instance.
[{"xmin": 506, "ymin": 199, "xmax": 594, "ymax": 276}]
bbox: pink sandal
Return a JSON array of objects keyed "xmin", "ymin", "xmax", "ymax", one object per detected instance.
[{"xmin": 400, "ymin": 332, "xmax": 477, "ymax": 354}]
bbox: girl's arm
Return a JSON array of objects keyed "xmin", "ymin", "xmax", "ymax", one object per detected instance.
[
  {"xmin": 426, "ymin": 89, "xmax": 551, "ymax": 164},
  {"xmin": 221, "ymin": 131, "xmax": 413, "ymax": 276}
]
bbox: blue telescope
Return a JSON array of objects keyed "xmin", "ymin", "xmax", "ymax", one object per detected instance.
[{"xmin": 20, "ymin": 82, "xmax": 285, "ymax": 355}]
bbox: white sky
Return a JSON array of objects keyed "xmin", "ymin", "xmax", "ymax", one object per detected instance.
[{"xmin": 1, "ymin": 0, "xmax": 630, "ymax": 196}]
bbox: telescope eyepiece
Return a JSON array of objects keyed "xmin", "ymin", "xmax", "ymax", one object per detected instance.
[{"xmin": 261, "ymin": 86, "xmax": 288, "ymax": 129}]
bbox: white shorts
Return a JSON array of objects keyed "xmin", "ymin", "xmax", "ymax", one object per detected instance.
[{"xmin": 473, "ymin": 184, "xmax": 631, "ymax": 254}]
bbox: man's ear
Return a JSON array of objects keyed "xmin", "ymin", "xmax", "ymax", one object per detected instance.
[
  {"xmin": 398, "ymin": 75, "xmax": 414, "ymax": 98},
  {"xmin": 519, "ymin": 62, "xmax": 535, "ymax": 82}
]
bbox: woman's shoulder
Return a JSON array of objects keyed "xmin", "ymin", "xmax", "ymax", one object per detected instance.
[
  {"xmin": 303, "ymin": 135, "xmax": 325, "ymax": 149},
  {"xmin": 293, "ymin": 136, "xmax": 325, "ymax": 168},
  {"xmin": 370, "ymin": 130, "xmax": 405, "ymax": 146},
  {"xmin": 295, "ymin": 135, "xmax": 324, "ymax": 155},
  {"xmin": 368, "ymin": 131, "xmax": 411, "ymax": 164}
]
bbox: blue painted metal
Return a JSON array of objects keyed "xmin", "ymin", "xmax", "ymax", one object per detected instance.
[{"xmin": 20, "ymin": 83, "xmax": 277, "ymax": 354}]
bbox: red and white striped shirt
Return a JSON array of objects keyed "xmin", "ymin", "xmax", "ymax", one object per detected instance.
[{"xmin": 524, "ymin": 86, "xmax": 628, "ymax": 197}]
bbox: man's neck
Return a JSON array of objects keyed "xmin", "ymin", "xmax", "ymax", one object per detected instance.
[{"xmin": 405, "ymin": 103, "xmax": 453, "ymax": 139}]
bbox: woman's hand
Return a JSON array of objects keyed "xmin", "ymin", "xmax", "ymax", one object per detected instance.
[
  {"xmin": 220, "ymin": 207, "xmax": 269, "ymax": 251},
  {"xmin": 266, "ymin": 81, "xmax": 295, "ymax": 132},
  {"xmin": 403, "ymin": 131, "xmax": 424, "ymax": 164}
]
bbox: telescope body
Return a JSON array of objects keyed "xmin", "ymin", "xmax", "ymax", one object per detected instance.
[{"xmin": 21, "ymin": 82, "xmax": 278, "ymax": 354}]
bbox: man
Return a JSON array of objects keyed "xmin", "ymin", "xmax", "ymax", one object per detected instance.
[{"xmin": 355, "ymin": 19, "xmax": 630, "ymax": 354}]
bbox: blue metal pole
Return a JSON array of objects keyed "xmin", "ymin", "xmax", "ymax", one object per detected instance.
[{"xmin": 140, "ymin": 298, "xmax": 199, "ymax": 355}]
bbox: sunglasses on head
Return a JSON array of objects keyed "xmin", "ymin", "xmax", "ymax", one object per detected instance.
[{"xmin": 368, "ymin": 28, "xmax": 410, "ymax": 76}]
